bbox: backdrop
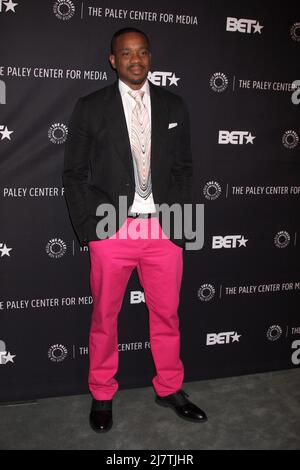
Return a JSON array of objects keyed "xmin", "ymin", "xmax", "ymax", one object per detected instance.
[{"xmin": 1, "ymin": 0, "xmax": 300, "ymax": 402}]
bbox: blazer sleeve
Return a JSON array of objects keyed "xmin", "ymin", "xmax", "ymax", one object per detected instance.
[
  {"xmin": 62, "ymin": 97, "xmax": 92, "ymax": 245},
  {"xmin": 172, "ymin": 98, "xmax": 193, "ymax": 205}
]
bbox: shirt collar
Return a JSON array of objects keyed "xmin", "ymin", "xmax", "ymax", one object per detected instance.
[{"xmin": 118, "ymin": 79, "xmax": 150, "ymax": 98}]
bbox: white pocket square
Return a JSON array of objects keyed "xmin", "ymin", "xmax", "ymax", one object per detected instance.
[{"xmin": 168, "ymin": 122, "xmax": 178, "ymax": 129}]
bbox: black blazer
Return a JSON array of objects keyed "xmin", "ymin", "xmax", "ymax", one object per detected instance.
[{"xmin": 62, "ymin": 80, "xmax": 192, "ymax": 247}]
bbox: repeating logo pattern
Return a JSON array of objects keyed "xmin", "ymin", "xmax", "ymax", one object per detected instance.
[
  {"xmin": 226, "ymin": 17, "xmax": 264, "ymax": 34},
  {"xmin": 212, "ymin": 235, "xmax": 248, "ymax": 249},
  {"xmin": 206, "ymin": 331, "xmax": 242, "ymax": 345},
  {"xmin": 197, "ymin": 284, "xmax": 215, "ymax": 301},
  {"xmin": 203, "ymin": 182, "xmax": 222, "ymax": 200},
  {"xmin": 48, "ymin": 344, "xmax": 68, "ymax": 362},
  {"xmin": 0, "ymin": 242, "xmax": 12, "ymax": 257},
  {"xmin": 210, "ymin": 73, "xmax": 229, "ymax": 92},
  {"xmin": 218, "ymin": 131, "xmax": 256, "ymax": 145},
  {"xmin": 0, "ymin": 340, "xmax": 16, "ymax": 365},
  {"xmin": 0, "ymin": 125, "xmax": 13, "ymax": 140},
  {"xmin": 46, "ymin": 238, "xmax": 67, "ymax": 258},
  {"xmin": 48, "ymin": 123, "xmax": 68, "ymax": 144},
  {"xmin": 0, "ymin": 1, "xmax": 18, "ymax": 13},
  {"xmin": 148, "ymin": 71, "xmax": 180, "ymax": 87},
  {"xmin": 267, "ymin": 325, "xmax": 283, "ymax": 341},
  {"xmin": 290, "ymin": 23, "xmax": 300, "ymax": 42},
  {"xmin": 274, "ymin": 231, "xmax": 291, "ymax": 248},
  {"xmin": 282, "ymin": 130, "xmax": 299, "ymax": 149},
  {"xmin": 53, "ymin": 0, "xmax": 75, "ymax": 21}
]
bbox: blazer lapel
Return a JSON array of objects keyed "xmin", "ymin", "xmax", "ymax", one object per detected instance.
[
  {"xmin": 149, "ymin": 82, "xmax": 169, "ymax": 193},
  {"xmin": 104, "ymin": 82, "xmax": 135, "ymax": 183}
]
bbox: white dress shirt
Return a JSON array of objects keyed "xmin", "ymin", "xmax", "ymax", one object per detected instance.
[{"xmin": 118, "ymin": 79, "xmax": 156, "ymax": 214}]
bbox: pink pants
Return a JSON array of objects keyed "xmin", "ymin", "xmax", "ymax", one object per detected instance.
[{"xmin": 88, "ymin": 217, "xmax": 184, "ymax": 400}]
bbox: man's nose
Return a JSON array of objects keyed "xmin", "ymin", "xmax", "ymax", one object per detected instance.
[{"xmin": 130, "ymin": 51, "xmax": 142, "ymax": 63}]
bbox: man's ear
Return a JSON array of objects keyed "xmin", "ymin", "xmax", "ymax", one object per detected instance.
[{"xmin": 109, "ymin": 54, "xmax": 116, "ymax": 70}]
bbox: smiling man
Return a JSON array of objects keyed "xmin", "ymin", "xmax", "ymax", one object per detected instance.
[
  {"xmin": 109, "ymin": 28, "xmax": 150, "ymax": 87},
  {"xmin": 63, "ymin": 27, "xmax": 207, "ymax": 433}
]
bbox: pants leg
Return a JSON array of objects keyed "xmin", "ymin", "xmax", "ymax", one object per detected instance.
[
  {"xmin": 88, "ymin": 230, "xmax": 137, "ymax": 400},
  {"xmin": 136, "ymin": 219, "xmax": 184, "ymax": 397}
]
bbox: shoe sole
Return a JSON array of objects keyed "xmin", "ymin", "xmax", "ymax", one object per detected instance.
[
  {"xmin": 155, "ymin": 398, "xmax": 208, "ymax": 423},
  {"xmin": 89, "ymin": 417, "xmax": 113, "ymax": 433}
]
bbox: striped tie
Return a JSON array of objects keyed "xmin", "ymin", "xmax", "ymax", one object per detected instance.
[{"xmin": 128, "ymin": 89, "xmax": 152, "ymax": 200}]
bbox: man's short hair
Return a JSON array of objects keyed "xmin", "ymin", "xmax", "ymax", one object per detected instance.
[{"xmin": 110, "ymin": 28, "xmax": 150, "ymax": 54}]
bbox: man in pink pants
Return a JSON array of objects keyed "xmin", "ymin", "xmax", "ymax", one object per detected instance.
[{"xmin": 63, "ymin": 27, "xmax": 207, "ymax": 433}]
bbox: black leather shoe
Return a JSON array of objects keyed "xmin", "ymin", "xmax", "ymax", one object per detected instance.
[
  {"xmin": 89, "ymin": 398, "xmax": 113, "ymax": 433},
  {"xmin": 155, "ymin": 390, "xmax": 207, "ymax": 423}
]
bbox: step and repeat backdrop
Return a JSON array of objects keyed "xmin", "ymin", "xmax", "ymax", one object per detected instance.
[{"xmin": 0, "ymin": 0, "xmax": 299, "ymax": 401}]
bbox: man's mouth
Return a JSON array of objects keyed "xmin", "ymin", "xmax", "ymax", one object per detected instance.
[{"xmin": 129, "ymin": 66, "xmax": 144, "ymax": 73}]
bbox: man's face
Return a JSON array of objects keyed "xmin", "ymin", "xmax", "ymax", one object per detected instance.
[{"xmin": 109, "ymin": 32, "xmax": 151, "ymax": 89}]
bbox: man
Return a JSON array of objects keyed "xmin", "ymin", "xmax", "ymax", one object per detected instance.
[{"xmin": 63, "ymin": 28, "xmax": 207, "ymax": 433}]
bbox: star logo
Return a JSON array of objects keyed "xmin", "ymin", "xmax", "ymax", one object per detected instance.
[
  {"xmin": 231, "ymin": 332, "xmax": 241, "ymax": 342},
  {"xmin": 0, "ymin": 243, "xmax": 12, "ymax": 257},
  {"xmin": 0, "ymin": 0, "xmax": 18, "ymax": 12},
  {"xmin": 245, "ymin": 132, "xmax": 255, "ymax": 144},
  {"xmin": 238, "ymin": 236, "xmax": 248, "ymax": 247},
  {"xmin": 4, "ymin": 352, "xmax": 16, "ymax": 363},
  {"xmin": 253, "ymin": 22, "xmax": 264, "ymax": 34},
  {"xmin": 168, "ymin": 73, "xmax": 180, "ymax": 86},
  {"xmin": 0, "ymin": 125, "xmax": 14, "ymax": 140}
]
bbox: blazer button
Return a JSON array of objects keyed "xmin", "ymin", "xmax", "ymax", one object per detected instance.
[{"xmin": 125, "ymin": 182, "xmax": 130, "ymax": 187}]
